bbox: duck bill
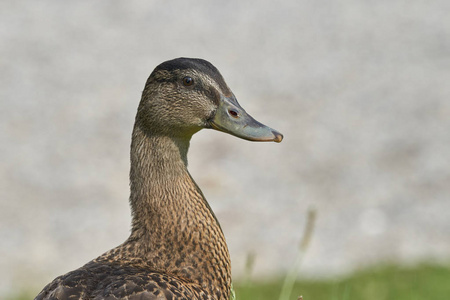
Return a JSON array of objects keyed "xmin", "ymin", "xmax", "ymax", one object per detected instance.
[{"xmin": 209, "ymin": 96, "xmax": 283, "ymax": 143}]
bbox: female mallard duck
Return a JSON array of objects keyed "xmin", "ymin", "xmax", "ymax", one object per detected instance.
[{"xmin": 35, "ymin": 58, "xmax": 283, "ymax": 300}]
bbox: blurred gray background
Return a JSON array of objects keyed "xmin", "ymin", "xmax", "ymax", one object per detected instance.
[{"xmin": 1, "ymin": 0, "xmax": 449, "ymax": 297}]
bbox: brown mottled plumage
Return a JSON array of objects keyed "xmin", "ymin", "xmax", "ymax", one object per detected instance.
[{"xmin": 35, "ymin": 58, "xmax": 282, "ymax": 300}]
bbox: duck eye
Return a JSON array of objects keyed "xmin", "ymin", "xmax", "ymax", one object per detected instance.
[{"xmin": 183, "ymin": 76, "xmax": 194, "ymax": 86}]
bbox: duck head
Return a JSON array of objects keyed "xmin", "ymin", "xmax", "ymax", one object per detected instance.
[{"xmin": 137, "ymin": 57, "xmax": 283, "ymax": 143}]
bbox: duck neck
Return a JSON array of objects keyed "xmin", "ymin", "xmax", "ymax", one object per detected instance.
[
  {"xmin": 129, "ymin": 124, "xmax": 190, "ymax": 226},
  {"xmin": 126, "ymin": 124, "xmax": 232, "ymax": 299}
]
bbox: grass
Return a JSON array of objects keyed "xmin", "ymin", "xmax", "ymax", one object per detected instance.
[
  {"xmin": 7, "ymin": 263, "xmax": 450, "ymax": 300},
  {"xmin": 235, "ymin": 263, "xmax": 450, "ymax": 300},
  {"xmin": 10, "ymin": 210, "xmax": 449, "ymax": 300}
]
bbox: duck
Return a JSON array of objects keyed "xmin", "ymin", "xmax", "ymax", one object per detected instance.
[{"xmin": 35, "ymin": 57, "xmax": 283, "ymax": 300}]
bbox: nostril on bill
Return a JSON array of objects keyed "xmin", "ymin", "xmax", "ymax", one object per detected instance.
[{"xmin": 228, "ymin": 109, "xmax": 239, "ymax": 118}]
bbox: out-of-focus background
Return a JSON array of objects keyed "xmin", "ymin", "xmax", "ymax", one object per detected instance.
[{"xmin": 1, "ymin": 0, "xmax": 449, "ymax": 299}]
